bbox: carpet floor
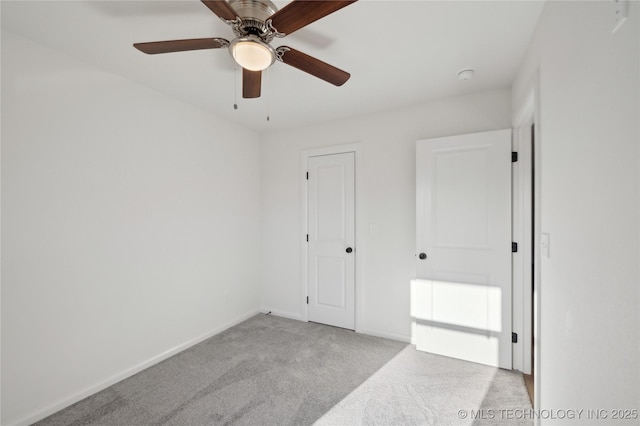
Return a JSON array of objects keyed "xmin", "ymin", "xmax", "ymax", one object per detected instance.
[
  {"xmin": 35, "ymin": 314, "xmax": 531, "ymax": 426},
  {"xmin": 316, "ymin": 346, "xmax": 532, "ymax": 425},
  {"xmin": 35, "ymin": 314, "xmax": 405, "ymax": 426}
]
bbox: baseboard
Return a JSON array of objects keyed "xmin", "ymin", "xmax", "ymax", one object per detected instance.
[
  {"xmin": 12, "ymin": 309, "xmax": 260, "ymax": 426},
  {"xmin": 357, "ymin": 327, "xmax": 411, "ymax": 343},
  {"xmin": 260, "ymin": 310, "xmax": 411, "ymax": 344}
]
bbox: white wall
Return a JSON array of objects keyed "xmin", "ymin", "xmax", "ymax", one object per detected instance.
[
  {"xmin": 512, "ymin": 1, "xmax": 639, "ymax": 422},
  {"xmin": 261, "ymin": 89, "xmax": 511, "ymax": 341},
  {"xmin": 1, "ymin": 31, "xmax": 262, "ymax": 425}
]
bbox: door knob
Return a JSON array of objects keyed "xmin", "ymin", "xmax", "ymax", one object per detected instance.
[
  {"xmin": 346, "ymin": 247, "xmax": 353, "ymax": 253},
  {"xmin": 419, "ymin": 253, "xmax": 427, "ymax": 260}
]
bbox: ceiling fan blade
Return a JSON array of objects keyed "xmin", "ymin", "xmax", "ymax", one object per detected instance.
[
  {"xmin": 201, "ymin": 0, "xmax": 238, "ymax": 21},
  {"xmin": 134, "ymin": 38, "xmax": 229, "ymax": 54},
  {"xmin": 269, "ymin": 0, "xmax": 357, "ymax": 36},
  {"xmin": 277, "ymin": 47, "xmax": 350, "ymax": 86},
  {"xmin": 243, "ymin": 68, "xmax": 262, "ymax": 98}
]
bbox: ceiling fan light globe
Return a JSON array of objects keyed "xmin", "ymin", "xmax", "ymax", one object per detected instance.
[{"xmin": 230, "ymin": 37, "xmax": 275, "ymax": 71}]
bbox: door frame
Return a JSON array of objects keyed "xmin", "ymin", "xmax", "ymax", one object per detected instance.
[
  {"xmin": 300, "ymin": 143, "xmax": 363, "ymax": 330},
  {"xmin": 512, "ymin": 73, "xmax": 541, "ymax": 409},
  {"xmin": 512, "ymin": 116, "xmax": 533, "ymax": 375}
]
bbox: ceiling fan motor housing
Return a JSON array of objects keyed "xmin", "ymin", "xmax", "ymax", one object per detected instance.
[
  {"xmin": 229, "ymin": 0, "xmax": 277, "ymax": 21},
  {"xmin": 228, "ymin": 0, "xmax": 279, "ymax": 39}
]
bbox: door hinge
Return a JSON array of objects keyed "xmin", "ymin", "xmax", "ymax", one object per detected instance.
[
  {"xmin": 306, "ymin": 296, "xmax": 309, "ymax": 304},
  {"xmin": 512, "ymin": 332, "xmax": 518, "ymax": 343},
  {"xmin": 306, "ymin": 234, "xmax": 308, "ymax": 242},
  {"xmin": 306, "ymin": 172, "xmax": 309, "ymax": 180},
  {"xmin": 512, "ymin": 152, "xmax": 518, "ymax": 162},
  {"xmin": 512, "ymin": 242, "xmax": 518, "ymax": 253}
]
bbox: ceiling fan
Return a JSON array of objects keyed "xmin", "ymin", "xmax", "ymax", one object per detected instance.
[{"xmin": 134, "ymin": 0, "xmax": 357, "ymax": 99}]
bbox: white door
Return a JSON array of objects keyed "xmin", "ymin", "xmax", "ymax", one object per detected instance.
[
  {"xmin": 413, "ymin": 129, "xmax": 512, "ymax": 369},
  {"xmin": 307, "ymin": 152, "xmax": 355, "ymax": 330}
]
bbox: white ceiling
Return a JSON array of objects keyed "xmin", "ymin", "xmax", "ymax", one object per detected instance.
[{"xmin": 1, "ymin": 1, "xmax": 544, "ymax": 133}]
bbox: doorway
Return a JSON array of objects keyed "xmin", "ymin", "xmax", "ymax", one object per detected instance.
[{"xmin": 512, "ymin": 88, "xmax": 538, "ymax": 406}]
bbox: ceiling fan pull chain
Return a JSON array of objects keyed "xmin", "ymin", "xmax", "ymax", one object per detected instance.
[
  {"xmin": 233, "ymin": 64, "xmax": 238, "ymax": 110},
  {"xmin": 266, "ymin": 68, "xmax": 271, "ymax": 122}
]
